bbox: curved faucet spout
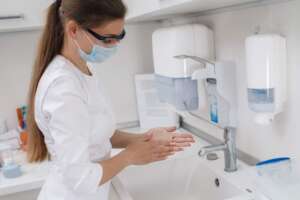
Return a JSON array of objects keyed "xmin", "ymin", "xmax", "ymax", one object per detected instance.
[
  {"xmin": 198, "ymin": 144, "xmax": 227, "ymax": 157},
  {"xmin": 198, "ymin": 128, "xmax": 237, "ymax": 172}
]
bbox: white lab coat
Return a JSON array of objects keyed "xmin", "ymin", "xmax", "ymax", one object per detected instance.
[{"xmin": 34, "ymin": 55, "xmax": 116, "ymax": 200}]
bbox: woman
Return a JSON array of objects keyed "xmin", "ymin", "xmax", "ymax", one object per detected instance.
[{"xmin": 26, "ymin": 0, "xmax": 195, "ymax": 200}]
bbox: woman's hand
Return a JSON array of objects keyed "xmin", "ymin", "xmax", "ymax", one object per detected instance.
[
  {"xmin": 145, "ymin": 127, "xmax": 195, "ymax": 150},
  {"xmin": 122, "ymin": 133, "xmax": 175, "ymax": 165}
]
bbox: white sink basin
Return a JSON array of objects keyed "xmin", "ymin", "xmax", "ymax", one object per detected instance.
[
  {"xmin": 116, "ymin": 155, "xmax": 245, "ymax": 200},
  {"xmin": 109, "ymin": 128, "xmax": 253, "ymax": 200}
]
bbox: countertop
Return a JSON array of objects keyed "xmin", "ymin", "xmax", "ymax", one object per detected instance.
[
  {"xmin": 0, "ymin": 153, "xmax": 49, "ymax": 196},
  {"xmin": 0, "ymin": 126, "xmax": 145, "ymax": 196}
]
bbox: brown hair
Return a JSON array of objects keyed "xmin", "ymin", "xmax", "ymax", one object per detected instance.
[{"xmin": 27, "ymin": 0, "xmax": 127, "ymax": 162}]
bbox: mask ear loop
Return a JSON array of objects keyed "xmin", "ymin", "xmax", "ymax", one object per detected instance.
[
  {"xmin": 82, "ymin": 30, "xmax": 95, "ymax": 46},
  {"xmin": 73, "ymin": 29, "xmax": 94, "ymax": 54},
  {"xmin": 73, "ymin": 38, "xmax": 81, "ymax": 49}
]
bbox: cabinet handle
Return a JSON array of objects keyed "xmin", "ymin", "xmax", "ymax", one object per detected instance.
[{"xmin": 0, "ymin": 14, "xmax": 24, "ymax": 20}]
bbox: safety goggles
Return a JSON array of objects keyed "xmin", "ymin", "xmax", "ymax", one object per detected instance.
[{"xmin": 86, "ymin": 28, "xmax": 126, "ymax": 44}]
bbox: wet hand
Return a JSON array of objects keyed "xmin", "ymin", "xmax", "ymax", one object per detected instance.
[
  {"xmin": 123, "ymin": 137, "xmax": 175, "ymax": 165},
  {"xmin": 144, "ymin": 127, "xmax": 195, "ymax": 151}
]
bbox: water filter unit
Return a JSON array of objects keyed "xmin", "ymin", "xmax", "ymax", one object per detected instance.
[{"xmin": 245, "ymin": 34, "xmax": 287, "ymax": 125}]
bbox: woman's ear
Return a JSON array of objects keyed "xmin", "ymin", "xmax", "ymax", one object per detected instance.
[{"xmin": 65, "ymin": 20, "xmax": 79, "ymax": 40}]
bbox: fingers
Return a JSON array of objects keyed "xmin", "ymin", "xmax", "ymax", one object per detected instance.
[
  {"xmin": 180, "ymin": 132, "xmax": 195, "ymax": 138},
  {"xmin": 172, "ymin": 132, "xmax": 194, "ymax": 139},
  {"xmin": 155, "ymin": 140, "xmax": 173, "ymax": 146},
  {"xmin": 152, "ymin": 144, "xmax": 183, "ymax": 155},
  {"xmin": 172, "ymin": 140, "xmax": 194, "ymax": 148},
  {"xmin": 169, "ymin": 133, "xmax": 195, "ymax": 148},
  {"xmin": 146, "ymin": 136, "xmax": 191, "ymax": 164},
  {"xmin": 164, "ymin": 126, "xmax": 177, "ymax": 132},
  {"xmin": 150, "ymin": 134, "xmax": 194, "ymax": 151},
  {"xmin": 171, "ymin": 146, "xmax": 184, "ymax": 152},
  {"xmin": 172, "ymin": 133, "xmax": 195, "ymax": 142},
  {"xmin": 152, "ymin": 147, "xmax": 184, "ymax": 162},
  {"xmin": 155, "ymin": 151, "xmax": 175, "ymax": 158},
  {"xmin": 153, "ymin": 145, "xmax": 173, "ymax": 154},
  {"xmin": 172, "ymin": 142, "xmax": 192, "ymax": 148},
  {"xmin": 172, "ymin": 137, "xmax": 194, "ymax": 143},
  {"xmin": 152, "ymin": 151, "xmax": 175, "ymax": 162},
  {"xmin": 153, "ymin": 156, "xmax": 168, "ymax": 162},
  {"xmin": 144, "ymin": 132, "xmax": 196, "ymax": 163},
  {"xmin": 143, "ymin": 132, "xmax": 153, "ymax": 141}
]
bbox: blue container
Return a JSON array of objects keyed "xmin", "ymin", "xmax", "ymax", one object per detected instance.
[{"xmin": 2, "ymin": 163, "xmax": 22, "ymax": 179}]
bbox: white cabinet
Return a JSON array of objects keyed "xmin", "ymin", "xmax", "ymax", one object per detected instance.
[
  {"xmin": 124, "ymin": 0, "xmax": 160, "ymax": 19},
  {"xmin": 0, "ymin": 0, "xmax": 53, "ymax": 32},
  {"xmin": 124, "ymin": 0, "xmax": 259, "ymax": 22},
  {"xmin": 124, "ymin": 0, "xmax": 189, "ymax": 21}
]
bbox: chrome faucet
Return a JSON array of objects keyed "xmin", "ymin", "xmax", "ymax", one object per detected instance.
[
  {"xmin": 198, "ymin": 127, "xmax": 237, "ymax": 172},
  {"xmin": 174, "ymin": 55, "xmax": 238, "ymax": 173}
]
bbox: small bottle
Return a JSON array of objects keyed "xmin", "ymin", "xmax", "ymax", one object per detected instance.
[{"xmin": 206, "ymin": 78, "xmax": 219, "ymax": 124}]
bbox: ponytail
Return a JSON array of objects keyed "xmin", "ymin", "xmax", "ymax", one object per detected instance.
[{"xmin": 27, "ymin": 1, "xmax": 64, "ymax": 162}]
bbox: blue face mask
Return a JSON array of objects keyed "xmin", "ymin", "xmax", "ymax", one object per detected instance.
[{"xmin": 75, "ymin": 31, "xmax": 118, "ymax": 63}]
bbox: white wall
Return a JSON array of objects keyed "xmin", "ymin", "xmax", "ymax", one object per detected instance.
[
  {"xmin": 0, "ymin": 23, "xmax": 159, "ymax": 129},
  {"xmin": 93, "ymin": 23, "xmax": 158, "ymax": 123},
  {"xmin": 0, "ymin": 30, "xmax": 39, "ymax": 130},
  {"xmin": 173, "ymin": 0, "xmax": 300, "ymax": 162}
]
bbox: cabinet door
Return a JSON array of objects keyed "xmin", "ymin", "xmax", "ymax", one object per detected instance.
[
  {"xmin": 0, "ymin": 0, "xmax": 52, "ymax": 32},
  {"xmin": 124, "ymin": 0, "xmax": 260, "ymax": 22}
]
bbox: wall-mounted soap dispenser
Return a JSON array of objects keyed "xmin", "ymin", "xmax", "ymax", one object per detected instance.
[
  {"xmin": 245, "ymin": 34, "xmax": 287, "ymax": 125},
  {"xmin": 152, "ymin": 24, "xmax": 215, "ymax": 112},
  {"xmin": 152, "ymin": 24, "xmax": 237, "ymax": 128}
]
